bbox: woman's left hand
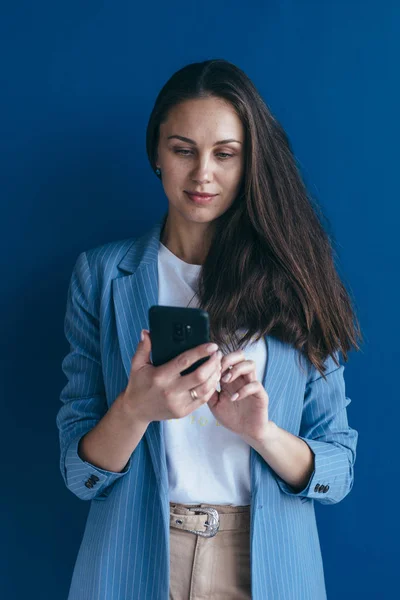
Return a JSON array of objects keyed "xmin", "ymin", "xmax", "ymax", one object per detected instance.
[{"xmin": 207, "ymin": 349, "xmax": 270, "ymax": 444}]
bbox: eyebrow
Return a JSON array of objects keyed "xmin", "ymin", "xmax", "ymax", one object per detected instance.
[{"xmin": 167, "ymin": 135, "xmax": 242, "ymax": 146}]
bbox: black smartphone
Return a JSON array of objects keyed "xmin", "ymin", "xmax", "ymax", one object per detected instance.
[{"xmin": 149, "ymin": 305, "xmax": 212, "ymax": 376}]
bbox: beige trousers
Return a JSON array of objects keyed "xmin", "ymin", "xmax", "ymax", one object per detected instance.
[{"xmin": 169, "ymin": 502, "xmax": 251, "ymax": 600}]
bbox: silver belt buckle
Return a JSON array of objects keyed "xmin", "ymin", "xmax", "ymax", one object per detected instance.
[{"xmin": 186, "ymin": 507, "xmax": 220, "ymax": 538}]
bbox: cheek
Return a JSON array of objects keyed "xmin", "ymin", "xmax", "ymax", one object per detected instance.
[
  {"xmin": 160, "ymin": 166, "xmax": 187, "ymax": 199},
  {"xmin": 224, "ymin": 164, "xmax": 244, "ymax": 190},
  {"xmin": 162, "ymin": 158, "xmax": 187, "ymax": 180}
]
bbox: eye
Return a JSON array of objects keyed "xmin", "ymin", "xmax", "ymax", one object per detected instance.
[
  {"xmin": 173, "ymin": 149, "xmax": 234, "ymax": 160},
  {"xmin": 175, "ymin": 149, "xmax": 192, "ymax": 155}
]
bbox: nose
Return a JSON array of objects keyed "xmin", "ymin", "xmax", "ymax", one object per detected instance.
[{"xmin": 191, "ymin": 156, "xmax": 212, "ymax": 184}]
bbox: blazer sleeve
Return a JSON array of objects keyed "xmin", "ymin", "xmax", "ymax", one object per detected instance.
[
  {"xmin": 56, "ymin": 251, "xmax": 132, "ymax": 501},
  {"xmin": 276, "ymin": 352, "xmax": 359, "ymax": 504}
]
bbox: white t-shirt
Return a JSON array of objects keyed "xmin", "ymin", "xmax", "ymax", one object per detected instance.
[{"xmin": 158, "ymin": 241, "xmax": 267, "ymax": 506}]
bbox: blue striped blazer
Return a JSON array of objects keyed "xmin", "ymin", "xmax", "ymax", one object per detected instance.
[{"xmin": 57, "ymin": 216, "xmax": 358, "ymax": 600}]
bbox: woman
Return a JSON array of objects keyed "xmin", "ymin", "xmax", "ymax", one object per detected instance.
[{"xmin": 57, "ymin": 59, "xmax": 361, "ymax": 600}]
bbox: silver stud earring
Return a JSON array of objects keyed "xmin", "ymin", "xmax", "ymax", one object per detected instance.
[{"xmin": 155, "ymin": 168, "xmax": 161, "ymax": 176}]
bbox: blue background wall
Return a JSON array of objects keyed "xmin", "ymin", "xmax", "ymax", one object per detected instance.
[{"xmin": 1, "ymin": 1, "xmax": 397, "ymax": 598}]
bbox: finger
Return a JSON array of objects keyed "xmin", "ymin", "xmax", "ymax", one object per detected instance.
[
  {"xmin": 220, "ymin": 350, "xmax": 246, "ymax": 373},
  {"xmin": 176, "ymin": 350, "xmax": 222, "ymax": 395},
  {"xmin": 221, "ymin": 360, "xmax": 256, "ymax": 383},
  {"xmin": 186, "ymin": 368, "xmax": 221, "ymax": 407},
  {"xmin": 226, "ymin": 381, "xmax": 264, "ymax": 402}
]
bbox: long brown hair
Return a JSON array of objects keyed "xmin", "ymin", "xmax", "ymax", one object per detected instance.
[{"xmin": 146, "ymin": 59, "xmax": 362, "ymax": 379}]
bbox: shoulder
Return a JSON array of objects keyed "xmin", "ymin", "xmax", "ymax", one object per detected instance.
[
  {"xmin": 74, "ymin": 237, "xmax": 138, "ymax": 304},
  {"xmin": 271, "ymin": 335, "xmax": 343, "ymax": 384},
  {"xmin": 83, "ymin": 237, "xmax": 137, "ymax": 274},
  {"xmin": 306, "ymin": 350, "xmax": 344, "ymax": 384}
]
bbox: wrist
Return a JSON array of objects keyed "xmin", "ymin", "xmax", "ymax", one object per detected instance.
[
  {"xmin": 242, "ymin": 420, "xmax": 280, "ymax": 449},
  {"xmin": 114, "ymin": 390, "xmax": 151, "ymax": 428},
  {"xmin": 263, "ymin": 420, "xmax": 280, "ymax": 444}
]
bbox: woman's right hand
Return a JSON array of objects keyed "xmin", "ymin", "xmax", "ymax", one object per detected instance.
[{"xmin": 121, "ymin": 329, "xmax": 223, "ymax": 424}]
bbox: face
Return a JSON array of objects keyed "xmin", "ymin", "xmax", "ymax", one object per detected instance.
[{"xmin": 156, "ymin": 96, "xmax": 245, "ymax": 226}]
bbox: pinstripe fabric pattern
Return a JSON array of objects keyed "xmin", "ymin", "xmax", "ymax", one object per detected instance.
[{"xmin": 57, "ymin": 216, "xmax": 358, "ymax": 599}]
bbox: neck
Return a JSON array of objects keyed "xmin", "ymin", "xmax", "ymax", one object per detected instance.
[{"xmin": 160, "ymin": 215, "xmax": 215, "ymax": 265}]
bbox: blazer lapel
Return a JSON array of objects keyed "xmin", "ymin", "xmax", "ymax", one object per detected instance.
[{"xmin": 112, "ymin": 214, "xmax": 169, "ymax": 494}]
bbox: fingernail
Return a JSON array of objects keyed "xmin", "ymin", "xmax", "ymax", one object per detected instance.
[
  {"xmin": 140, "ymin": 330, "xmax": 145, "ymax": 341},
  {"xmin": 222, "ymin": 373, "xmax": 231, "ymax": 382},
  {"xmin": 207, "ymin": 343, "xmax": 219, "ymax": 353},
  {"xmin": 231, "ymin": 393, "xmax": 239, "ymax": 401}
]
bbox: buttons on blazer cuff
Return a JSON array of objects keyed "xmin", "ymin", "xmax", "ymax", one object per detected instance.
[
  {"xmin": 314, "ymin": 483, "xmax": 329, "ymax": 493},
  {"xmin": 84, "ymin": 474, "xmax": 100, "ymax": 489}
]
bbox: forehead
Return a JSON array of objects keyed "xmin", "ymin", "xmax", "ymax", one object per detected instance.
[{"xmin": 160, "ymin": 97, "xmax": 244, "ymax": 141}]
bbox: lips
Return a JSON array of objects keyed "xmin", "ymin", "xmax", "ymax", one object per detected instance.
[
  {"xmin": 185, "ymin": 191, "xmax": 217, "ymax": 204},
  {"xmin": 185, "ymin": 191, "xmax": 217, "ymax": 197}
]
